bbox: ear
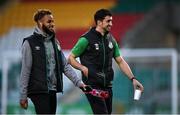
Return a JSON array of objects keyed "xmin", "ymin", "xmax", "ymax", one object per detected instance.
[
  {"xmin": 39, "ymin": 22, "xmax": 42, "ymax": 26},
  {"xmin": 97, "ymin": 20, "xmax": 102, "ymax": 26},
  {"xmin": 38, "ymin": 20, "xmax": 42, "ymax": 26}
]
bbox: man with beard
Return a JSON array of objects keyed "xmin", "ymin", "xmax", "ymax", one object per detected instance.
[
  {"xmin": 68, "ymin": 9, "xmax": 144, "ymax": 114},
  {"xmin": 19, "ymin": 9, "xmax": 86, "ymax": 114}
]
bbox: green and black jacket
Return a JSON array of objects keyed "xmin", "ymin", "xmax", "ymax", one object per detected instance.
[{"xmin": 72, "ymin": 27, "xmax": 121, "ymax": 88}]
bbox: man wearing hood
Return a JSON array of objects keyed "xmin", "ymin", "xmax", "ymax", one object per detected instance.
[{"xmin": 19, "ymin": 9, "xmax": 86, "ymax": 114}]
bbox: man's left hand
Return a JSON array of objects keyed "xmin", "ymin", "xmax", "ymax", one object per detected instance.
[{"xmin": 132, "ymin": 79, "xmax": 144, "ymax": 92}]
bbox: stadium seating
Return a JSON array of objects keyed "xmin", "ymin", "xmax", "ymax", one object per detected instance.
[
  {"xmin": 0, "ymin": 0, "xmax": 115, "ymax": 49},
  {"xmin": 110, "ymin": 14, "xmax": 143, "ymax": 44}
]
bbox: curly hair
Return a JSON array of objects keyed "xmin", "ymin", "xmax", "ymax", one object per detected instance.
[
  {"xmin": 94, "ymin": 9, "xmax": 112, "ymax": 25},
  {"xmin": 33, "ymin": 9, "xmax": 52, "ymax": 22}
]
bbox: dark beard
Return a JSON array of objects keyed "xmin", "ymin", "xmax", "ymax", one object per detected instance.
[{"xmin": 42, "ymin": 25, "xmax": 55, "ymax": 36}]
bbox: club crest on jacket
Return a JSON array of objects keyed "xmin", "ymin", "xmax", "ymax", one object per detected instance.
[
  {"xmin": 108, "ymin": 41, "xmax": 113, "ymax": 49},
  {"xmin": 35, "ymin": 46, "xmax": 40, "ymax": 50},
  {"xmin": 94, "ymin": 43, "xmax": 99, "ymax": 50}
]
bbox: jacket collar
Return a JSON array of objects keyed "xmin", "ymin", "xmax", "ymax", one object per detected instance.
[
  {"xmin": 33, "ymin": 27, "xmax": 54, "ymax": 41},
  {"xmin": 34, "ymin": 26, "xmax": 47, "ymax": 37},
  {"xmin": 90, "ymin": 27, "xmax": 109, "ymax": 38}
]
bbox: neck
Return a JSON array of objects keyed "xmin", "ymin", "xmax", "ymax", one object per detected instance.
[
  {"xmin": 95, "ymin": 26, "xmax": 105, "ymax": 36},
  {"xmin": 37, "ymin": 26, "xmax": 47, "ymax": 35}
]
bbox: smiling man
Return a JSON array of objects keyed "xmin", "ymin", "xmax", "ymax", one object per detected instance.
[
  {"xmin": 68, "ymin": 9, "xmax": 144, "ymax": 114},
  {"xmin": 19, "ymin": 9, "xmax": 86, "ymax": 114}
]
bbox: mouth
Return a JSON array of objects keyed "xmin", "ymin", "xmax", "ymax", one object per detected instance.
[
  {"xmin": 49, "ymin": 26, "xmax": 54, "ymax": 31},
  {"xmin": 42, "ymin": 25, "xmax": 55, "ymax": 35},
  {"xmin": 49, "ymin": 26, "xmax": 53, "ymax": 29},
  {"xmin": 107, "ymin": 26, "xmax": 111, "ymax": 30}
]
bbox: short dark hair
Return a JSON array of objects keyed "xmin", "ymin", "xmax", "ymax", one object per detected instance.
[
  {"xmin": 94, "ymin": 9, "xmax": 112, "ymax": 25},
  {"xmin": 33, "ymin": 9, "xmax": 52, "ymax": 22}
]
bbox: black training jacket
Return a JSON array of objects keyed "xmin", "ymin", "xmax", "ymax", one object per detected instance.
[
  {"xmin": 80, "ymin": 27, "xmax": 116, "ymax": 88},
  {"xmin": 23, "ymin": 33, "xmax": 63, "ymax": 95}
]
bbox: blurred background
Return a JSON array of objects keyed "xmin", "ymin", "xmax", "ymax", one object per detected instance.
[{"xmin": 0, "ymin": 0, "xmax": 180, "ymax": 114}]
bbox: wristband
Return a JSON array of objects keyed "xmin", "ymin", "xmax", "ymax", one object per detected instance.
[{"xmin": 130, "ymin": 77, "xmax": 136, "ymax": 82}]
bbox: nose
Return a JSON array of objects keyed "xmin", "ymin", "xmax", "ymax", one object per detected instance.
[
  {"xmin": 109, "ymin": 21, "xmax": 112, "ymax": 26},
  {"xmin": 51, "ymin": 23, "xmax": 55, "ymax": 27}
]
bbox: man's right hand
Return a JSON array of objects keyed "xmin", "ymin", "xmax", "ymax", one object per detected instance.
[
  {"xmin": 20, "ymin": 99, "xmax": 28, "ymax": 109},
  {"xmin": 80, "ymin": 85, "xmax": 93, "ymax": 92},
  {"xmin": 81, "ymin": 66, "xmax": 88, "ymax": 77}
]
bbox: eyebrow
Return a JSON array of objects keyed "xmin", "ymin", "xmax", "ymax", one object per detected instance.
[
  {"xmin": 47, "ymin": 20, "xmax": 53, "ymax": 23},
  {"xmin": 107, "ymin": 19, "xmax": 112, "ymax": 22}
]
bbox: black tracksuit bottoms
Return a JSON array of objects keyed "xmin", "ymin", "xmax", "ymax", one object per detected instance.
[
  {"xmin": 29, "ymin": 90, "xmax": 57, "ymax": 114},
  {"xmin": 85, "ymin": 87, "xmax": 113, "ymax": 114}
]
